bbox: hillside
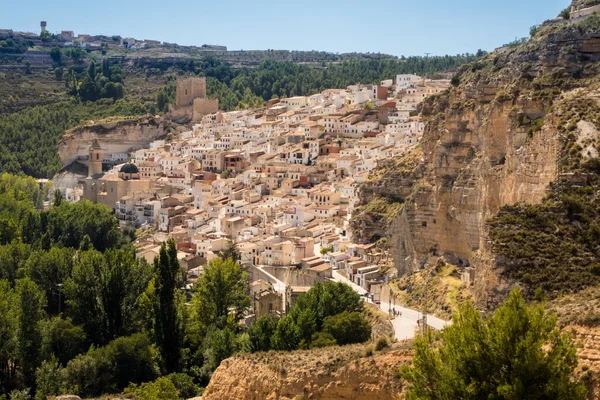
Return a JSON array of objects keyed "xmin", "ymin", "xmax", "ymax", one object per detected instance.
[
  {"xmin": 203, "ymin": 343, "xmax": 411, "ymax": 400},
  {"xmin": 351, "ymin": 8, "xmax": 600, "ymax": 307}
]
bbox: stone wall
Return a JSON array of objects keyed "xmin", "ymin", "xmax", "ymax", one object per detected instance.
[{"xmin": 193, "ymin": 98, "xmax": 219, "ymax": 121}]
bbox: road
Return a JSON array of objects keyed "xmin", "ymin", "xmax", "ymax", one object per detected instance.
[{"xmin": 332, "ymin": 270, "xmax": 450, "ymax": 340}]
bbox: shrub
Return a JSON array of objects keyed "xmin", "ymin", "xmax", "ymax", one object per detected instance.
[
  {"xmin": 309, "ymin": 332, "xmax": 337, "ymax": 348},
  {"xmin": 323, "ymin": 311, "xmax": 371, "ymax": 346},
  {"xmin": 166, "ymin": 373, "xmax": 199, "ymax": 399},
  {"xmin": 124, "ymin": 376, "xmax": 180, "ymax": 400},
  {"xmin": 375, "ymin": 336, "xmax": 389, "ymax": 351}
]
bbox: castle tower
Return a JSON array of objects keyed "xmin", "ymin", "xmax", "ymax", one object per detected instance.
[
  {"xmin": 40, "ymin": 21, "xmax": 47, "ymax": 33},
  {"xmin": 88, "ymin": 139, "xmax": 103, "ymax": 177}
]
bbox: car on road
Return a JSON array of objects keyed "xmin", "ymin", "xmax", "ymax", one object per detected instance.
[{"xmin": 374, "ymin": 299, "xmax": 381, "ymax": 305}]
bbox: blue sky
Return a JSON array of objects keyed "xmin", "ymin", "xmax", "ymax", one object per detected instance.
[{"xmin": 3, "ymin": 0, "xmax": 569, "ymax": 56}]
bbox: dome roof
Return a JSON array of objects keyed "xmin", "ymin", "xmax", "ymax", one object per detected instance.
[{"xmin": 119, "ymin": 163, "xmax": 139, "ymax": 174}]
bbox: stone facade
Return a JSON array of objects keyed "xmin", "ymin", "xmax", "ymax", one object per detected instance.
[{"xmin": 176, "ymin": 77, "xmax": 207, "ymax": 107}]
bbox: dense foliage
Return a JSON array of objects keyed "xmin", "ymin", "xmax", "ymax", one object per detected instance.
[
  {"xmin": 65, "ymin": 60, "xmax": 126, "ymax": 102},
  {"xmin": 0, "ymin": 99, "xmax": 154, "ymax": 178},
  {"xmin": 0, "ymin": 175, "xmax": 369, "ymax": 398},
  {"xmin": 403, "ymin": 289, "xmax": 585, "ymax": 399}
]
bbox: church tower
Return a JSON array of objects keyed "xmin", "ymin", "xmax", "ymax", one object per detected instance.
[{"xmin": 88, "ymin": 139, "xmax": 103, "ymax": 177}]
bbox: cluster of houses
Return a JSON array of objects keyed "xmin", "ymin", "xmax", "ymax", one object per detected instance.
[
  {"xmin": 64, "ymin": 74, "xmax": 448, "ymax": 319},
  {"xmin": 0, "ymin": 21, "xmax": 226, "ymax": 51}
]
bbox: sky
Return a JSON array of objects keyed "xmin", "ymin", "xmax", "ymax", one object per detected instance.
[{"xmin": 2, "ymin": 0, "xmax": 569, "ymax": 57}]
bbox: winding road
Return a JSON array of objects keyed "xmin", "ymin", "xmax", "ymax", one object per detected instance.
[{"xmin": 332, "ymin": 270, "xmax": 450, "ymax": 340}]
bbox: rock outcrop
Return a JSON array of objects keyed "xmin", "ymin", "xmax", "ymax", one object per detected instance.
[
  {"xmin": 57, "ymin": 115, "xmax": 166, "ymax": 166},
  {"xmin": 203, "ymin": 345, "xmax": 410, "ymax": 400},
  {"xmin": 351, "ymin": 15, "xmax": 600, "ymax": 300}
]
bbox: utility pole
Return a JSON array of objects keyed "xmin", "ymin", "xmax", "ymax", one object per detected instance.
[{"xmin": 422, "ymin": 270, "xmax": 428, "ymax": 336}]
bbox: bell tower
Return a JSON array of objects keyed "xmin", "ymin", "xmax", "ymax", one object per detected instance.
[{"xmin": 88, "ymin": 139, "xmax": 103, "ymax": 177}]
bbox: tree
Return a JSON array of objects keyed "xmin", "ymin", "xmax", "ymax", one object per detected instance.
[
  {"xmin": 0, "ymin": 280, "xmax": 17, "ymax": 394},
  {"xmin": 41, "ymin": 317, "xmax": 86, "ymax": 366},
  {"xmin": 49, "ymin": 47, "xmax": 61, "ymax": 64},
  {"xmin": 402, "ymin": 289, "xmax": 586, "ymax": 400},
  {"xmin": 34, "ymin": 356, "xmax": 66, "ymax": 400},
  {"xmin": 247, "ymin": 316, "xmax": 278, "ymax": 352},
  {"xmin": 14, "ymin": 278, "xmax": 46, "ymax": 388},
  {"xmin": 220, "ymin": 240, "xmax": 240, "ymax": 262},
  {"xmin": 153, "ymin": 239, "xmax": 184, "ymax": 373},
  {"xmin": 322, "ymin": 311, "xmax": 371, "ymax": 345},
  {"xmin": 191, "ymin": 257, "xmax": 250, "ymax": 332},
  {"xmin": 64, "ymin": 249, "xmax": 152, "ymax": 345},
  {"xmin": 24, "ymin": 60, "xmax": 31, "ymax": 74},
  {"xmin": 52, "ymin": 189, "xmax": 63, "ymax": 207},
  {"xmin": 270, "ymin": 315, "xmax": 301, "ymax": 351}
]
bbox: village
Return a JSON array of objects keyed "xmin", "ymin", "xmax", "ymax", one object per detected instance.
[{"xmin": 61, "ymin": 72, "xmax": 450, "ymax": 337}]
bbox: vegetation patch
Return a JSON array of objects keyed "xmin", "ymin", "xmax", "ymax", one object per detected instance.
[
  {"xmin": 489, "ymin": 185, "xmax": 600, "ymax": 298},
  {"xmin": 390, "ymin": 262, "xmax": 472, "ymax": 319}
]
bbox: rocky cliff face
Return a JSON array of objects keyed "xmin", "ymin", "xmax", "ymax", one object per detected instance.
[
  {"xmin": 351, "ymin": 16, "xmax": 600, "ymax": 299},
  {"xmin": 57, "ymin": 115, "xmax": 166, "ymax": 166},
  {"xmin": 203, "ymin": 345, "xmax": 410, "ymax": 400}
]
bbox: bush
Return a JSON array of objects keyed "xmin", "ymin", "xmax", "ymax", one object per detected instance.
[
  {"xmin": 323, "ymin": 311, "xmax": 371, "ymax": 346},
  {"xmin": 34, "ymin": 356, "xmax": 66, "ymax": 400},
  {"xmin": 64, "ymin": 333, "xmax": 158, "ymax": 397},
  {"xmin": 375, "ymin": 336, "xmax": 389, "ymax": 351},
  {"xmin": 124, "ymin": 376, "xmax": 180, "ymax": 400},
  {"xmin": 309, "ymin": 332, "xmax": 337, "ymax": 348},
  {"xmin": 166, "ymin": 373, "xmax": 199, "ymax": 399}
]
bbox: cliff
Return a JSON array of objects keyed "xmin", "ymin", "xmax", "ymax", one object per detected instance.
[
  {"xmin": 57, "ymin": 115, "xmax": 166, "ymax": 166},
  {"xmin": 202, "ymin": 344, "xmax": 410, "ymax": 400},
  {"xmin": 351, "ymin": 15, "xmax": 600, "ymax": 303}
]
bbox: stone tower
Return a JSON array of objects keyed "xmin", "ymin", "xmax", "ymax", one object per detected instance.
[
  {"xmin": 88, "ymin": 139, "xmax": 103, "ymax": 177},
  {"xmin": 175, "ymin": 77, "xmax": 207, "ymax": 107}
]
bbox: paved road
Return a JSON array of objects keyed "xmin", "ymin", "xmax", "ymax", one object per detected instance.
[{"xmin": 332, "ymin": 270, "xmax": 450, "ymax": 340}]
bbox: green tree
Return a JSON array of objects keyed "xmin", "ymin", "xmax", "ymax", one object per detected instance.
[
  {"xmin": 191, "ymin": 257, "xmax": 250, "ymax": 332},
  {"xmin": 49, "ymin": 47, "xmax": 61, "ymax": 64},
  {"xmin": 247, "ymin": 315, "xmax": 278, "ymax": 352},
  {"xmin": 41, "ymin": 317, "xmax": 86, "ymax": 366},
  {"xmin": 34, "ymin": 356, "xmax": 66, "ymax": 400},
  {"xmin": 322, "ymin": 311, "xmax": 371, "ymax": 345},
  {"xmin": 220, "ymin": 240, "xmax": 240, "ymax": 262},
  {"xmin": 0, "ymin": 280, "xmax": 17, "ymax": 394},
  {"xmin": 20, "ymin": 247, "xmax": 75, "ymax": 314},
  {"xmin": 64, "ymin": 249, "xmax": 152, "ymax": 345},
  {"xmin": 153, "ymin": 239, "xmax": 184, "ymax": 372},
  {"xmin": 15, "ymin": 278, "xmax": 46, "ymax": 387},
  {"xmin": 402, "ymin": 289, "xmax": 586, "ymax": 400},
  {"xmin": 52, "ymin": 189, "xmax": 63, "ymax": 207},
  {"xmin": 270, "ymin": 315, "xmax": 301, "ymax": 351}
]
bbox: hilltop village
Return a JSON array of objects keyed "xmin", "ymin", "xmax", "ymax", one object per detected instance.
[{"xmin": 61, "ymin": 73, "xmax": 449, "ymax": 318}]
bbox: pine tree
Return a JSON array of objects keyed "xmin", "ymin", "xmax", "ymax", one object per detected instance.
[{"xmin": 402, "ymin": 289, "xmax": 586, "ymax": 399}]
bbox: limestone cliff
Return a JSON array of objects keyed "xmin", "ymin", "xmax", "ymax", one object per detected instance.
[
  {"xmin": 203, "ymin": 344, "xmax": 410, "ymax": 400},
  {"xmin": 351, "ymin": 15, "xmax": 600, "ymax": 301},
  {"xmin": 57, "ymin": 115, "xmax": 166, "ymax": 166}
]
